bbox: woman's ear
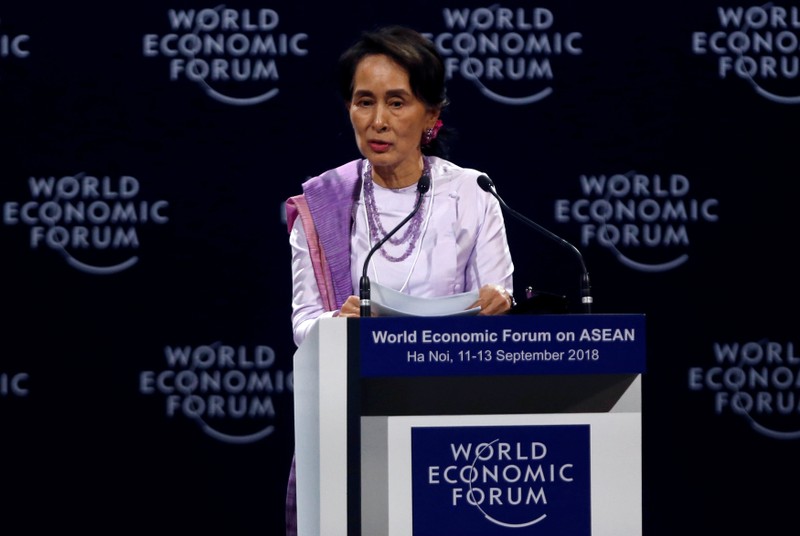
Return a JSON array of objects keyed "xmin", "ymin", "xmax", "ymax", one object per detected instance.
[{"xmin": 428, "ymin": 108, "xmax": 441, "ymax": 128}]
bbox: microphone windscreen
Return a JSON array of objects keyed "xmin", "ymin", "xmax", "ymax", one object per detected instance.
[
  {"xmin": 417, "ymin": 174, "xmax": 431, "ymax": 194},
  {"xmin": 477, "ymin": 174, "xmax": 494, "ymax": 192}
]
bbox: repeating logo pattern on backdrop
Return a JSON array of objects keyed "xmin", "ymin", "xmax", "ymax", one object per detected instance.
[
  {"xmin": 692, "ymin": 4, "xmax": 800, "ymax": 104},
  {"xmin": 2, "ymin": 173, "xmax": 169, "ymax": 275},
  {"xmin": 689, "ymin": 339, "xmax": 800, "ymax": 440},
  {"xmin": 411, "ymin": 424, "xmax": 590, "ymax": 535},
  {"xmin": 0, "ymin": 17, "xmax": 30, "ymax": 59},
  {"xmin": 554, "ymin": 172, "xmax": 719, "ymax": 272},
  {"xmin": 139, "ymin": 342, "xmax": 293, "ymax": 444},
  {"xmin": 426, "ymin": 5, "xmax": 583, "ymax": 105},
  {"xmin": 143, "ymin": 6, "xmax": 309, "ymax": 105},
  {"xmin": 0, "ymin": 372, "xmax": 29, "ymax": 397}
]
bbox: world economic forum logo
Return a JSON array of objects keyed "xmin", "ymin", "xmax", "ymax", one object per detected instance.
[
  {"xmin": 411, "ymin": 424, "xmax": 590, "ymax": 535},
  {"xmin": 692, "ymin": 4, "xmax": 800, "ymax": 104},
  {"xmin": 142, "ymin": 6, "xmax": 309, "ymax": 106},
  {"xmin": 689, "ymin": 339, "xmax": 800, "ymax": 440},
  {"xmin": 554, "ymin": 171, "xmax": 720, "ymax": 273},
  {"xmin": 139, "ymin": 342, "xmax": 293, "ymax": 444},
  {"xmin": 426, "ymin": 5, "xmax": 583, "ymax": 105},
  {"xmin": 1, "ymin": 173, "xmax": 169, "ymax": 275},
  {"xmin": 1, "ymin": 16, "xmax": 31, "ymax": 59}
]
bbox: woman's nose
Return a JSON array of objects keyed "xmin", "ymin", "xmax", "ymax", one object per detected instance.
[{"xmin": 372, "ymin": 106, "xmax": 389, "ymax": 131}]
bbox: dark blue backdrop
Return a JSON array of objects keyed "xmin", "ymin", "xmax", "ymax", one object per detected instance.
[{"xmin": 2, "ymin": 1, "xmax": 798, "ymax": 534}]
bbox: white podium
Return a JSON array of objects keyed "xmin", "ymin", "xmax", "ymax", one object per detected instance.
[{"xmin": 294, "ymin": 314, "xmax": 646, "ymax": 536}]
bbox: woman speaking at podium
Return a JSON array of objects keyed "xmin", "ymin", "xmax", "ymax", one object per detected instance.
[{"xmin": 284, "ymin": 25, "xmax": 515, "ymax": 535}]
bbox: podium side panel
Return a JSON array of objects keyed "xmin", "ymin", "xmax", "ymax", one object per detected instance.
[
  {"xmin": 294, "ymin": 322, "xmax": 321, "ymax": 536},
  {"xmin": 294, "ymin": 319, "xmax": 350, "ymax": 536},
  {"xmin": 610, "ymin": 374, "xmax": 641, "ymax": 413},
  {"xmin": 361, "ymin": 417, "xmax": 389, "ymax": 536},
  {"xmin": 318, "ymin": 319, "xmax": 350, "ymax": 535},
  {"xmin": 591, "ymin": 377, "xmax": 642, "ymax": 536}
]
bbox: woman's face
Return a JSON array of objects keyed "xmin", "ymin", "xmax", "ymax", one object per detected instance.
[{"xmin": 348, "ymin": 54, "xmax": 439, "ymax": 185}]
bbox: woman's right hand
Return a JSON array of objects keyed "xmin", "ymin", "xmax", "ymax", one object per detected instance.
[{"xmin": 338, "ymin": 295, "xmax": 363, "ymax": 317}]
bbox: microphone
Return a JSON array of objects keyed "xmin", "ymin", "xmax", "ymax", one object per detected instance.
[
  {"xmin": 477, "ymin": 174, "xmax": 593, "ymax": 313},
  {"xmin": 360, "ymin": 174, "xmax": 431, "ymax": 317}
]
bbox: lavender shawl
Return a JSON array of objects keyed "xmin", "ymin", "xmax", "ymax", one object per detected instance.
[{"xmin": 285, "ymin": 159, "xmax": 362, "ymax": 310}]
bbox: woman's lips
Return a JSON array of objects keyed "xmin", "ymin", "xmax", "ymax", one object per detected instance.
[{"xmin": 368, "ymin": 140, "xmax": 391, "ymax": 152}]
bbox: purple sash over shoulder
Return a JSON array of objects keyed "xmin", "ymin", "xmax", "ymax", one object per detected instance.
[{"xmin": 285, "ymin": 159, "xmax": 362, "ymax": 310}]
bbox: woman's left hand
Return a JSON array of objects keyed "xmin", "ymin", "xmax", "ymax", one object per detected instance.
[{"xmin": 472, "ymin": 284, "xmax": 514, "ymax": 316}]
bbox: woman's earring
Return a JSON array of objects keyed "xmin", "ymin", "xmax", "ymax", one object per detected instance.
[{"xmin": 422, "ymin": 120, "xmax": 443, "ymax": 146}]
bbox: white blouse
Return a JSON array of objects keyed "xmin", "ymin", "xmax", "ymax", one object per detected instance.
[{"xmin": 289, "ymin": 156, "xmax": 514, "ymax": 346}]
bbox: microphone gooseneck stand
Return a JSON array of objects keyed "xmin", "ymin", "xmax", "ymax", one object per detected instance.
[
  {"xmin": 477, "ymin": 174, "xmax": 593, "ymax": 313},
  {"xmin": 359, "ymin": 174, "xmax": 432, "ymax": 317}
]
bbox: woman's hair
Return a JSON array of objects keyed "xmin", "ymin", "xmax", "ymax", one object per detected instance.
[{"xmin": 337, "ymin": 25, "xmax": 452, "ymax": 157}]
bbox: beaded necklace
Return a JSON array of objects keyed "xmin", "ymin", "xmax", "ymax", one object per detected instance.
[{"xmin": 363, "ymin": 157, "xmax": 431, "ymax": 262}]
